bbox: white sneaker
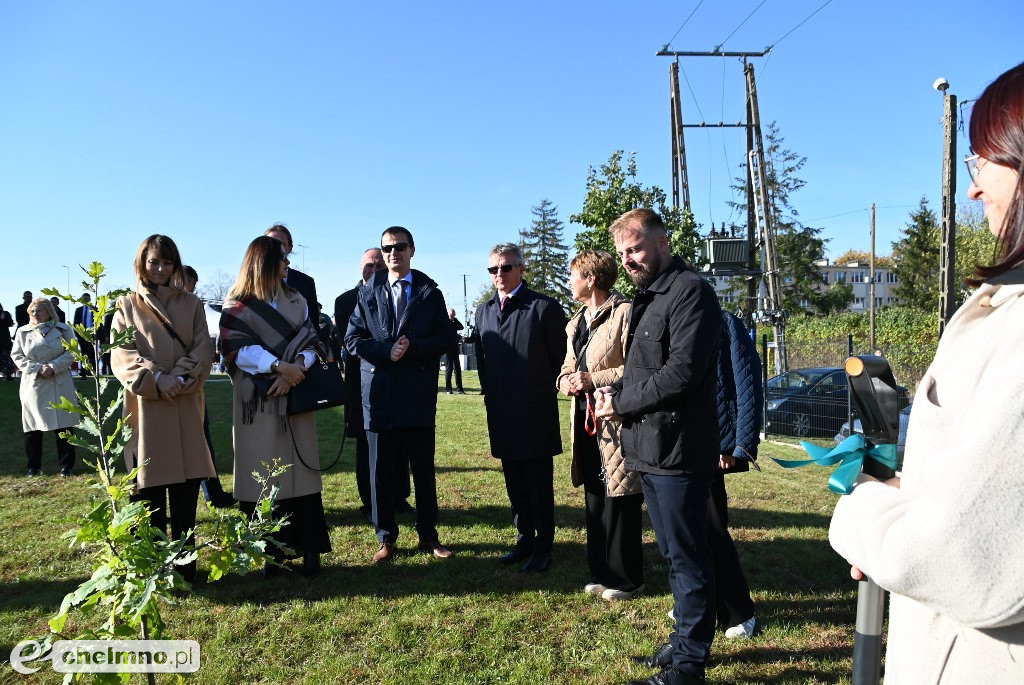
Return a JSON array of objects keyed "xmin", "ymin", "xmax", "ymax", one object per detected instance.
[
  {"xmin": 601, "ymin": 584, "xmax": 645, "ymax": 601},
  {"xmin": 725, "ymin": 616, "xmax": 756, "ymax": 639},
  {"xmin": 584, "ymin": 583, "xmax": 605, "ymax": 596}
]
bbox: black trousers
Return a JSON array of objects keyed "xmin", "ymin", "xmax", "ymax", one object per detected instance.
[
  {"xmin": 444, "ymin": 351, "xmax": 463, "ymax": 391},
  {"xmin": 355, "ymin": 433, "xmax": 411, "ymax": 511},
  {"xmin": 200, "ymin": 404, "xmax": 231, "ymax": 501},
  {"xmin": 501, "ymin": 457, "xmax": 555, "ymax": 554},
  {"xmin": 642, "ymin": 471, "xmax": 715, "ymax": 679},
  {"xmin": 366, "ymin": 427, "xmax": 439, "ymax": 544},
  {"xmin": 25, "ymin": 430, "xmax": 75, "ymax": 471},
  {"xmin": 708, "ymin": 470, "xmax": 755, "ymax": 627},
  {"xmin": 132, "ymin": 479, "xmax": 203, "ymax": 579},
  {"xmin": 578, "ymin": 434, "xmax": 644, "ymax": 591}
]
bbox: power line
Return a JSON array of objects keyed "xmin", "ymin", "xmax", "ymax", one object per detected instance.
[
  {"xmin": 714, "ymin": 0, "xmax": 769, "ymax": 52},
  {"xmin": 761, "ymin": 0, "xmax": 837, "ymax": 79},
  {"xmin": 770, "ymin": 0, "xmax": 836, "ymax": 49},
  {"xmin": 662, "ymin": 0, "xmax": 706, "ymax": 50}
]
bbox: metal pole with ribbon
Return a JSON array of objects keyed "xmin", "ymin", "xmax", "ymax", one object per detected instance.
[{"xmin": 772, "ymin": 355, "xmax": 902, "ymax": 685}]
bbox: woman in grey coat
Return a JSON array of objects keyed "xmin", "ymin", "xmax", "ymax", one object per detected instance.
[{"xmin": 11, "ymin": 297, "xmax": 80, "ymax": 476}]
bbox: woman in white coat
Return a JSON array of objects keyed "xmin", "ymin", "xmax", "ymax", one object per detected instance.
[
  {"xmin": 11, "ymin": 297, "xmax": 80, "ymax": 477},
  {"xmin": 829, "ymin": 62, "xmax": 1024, "ymax": 684}
]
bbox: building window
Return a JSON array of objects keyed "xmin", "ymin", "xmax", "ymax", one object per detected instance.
[
  {"xmin": 853, "ymin": 297, "xmax": 865, "ymax": 308},
  {"xmin": 835, "ymin": 271, "xmax": 847, "ymax": 283},
  {"xmin": 888, "ymin": 296, "xmax": 898, "ymax": 304},
  {"xmin": 851, "ymin": 271, "xmax": 866, "ymax": 283},
  {"xmin": 887, "ymin": 272, "xmax": 899, "ymax": 283},
  {"xmin": 876, "ymin": 297, "xmax": 884, "ymax": 307}
]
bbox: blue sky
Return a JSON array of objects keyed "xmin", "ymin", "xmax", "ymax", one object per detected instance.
[{"xmin": 2, "ymin": 1, "xmax": 1021, "ymax": 321}]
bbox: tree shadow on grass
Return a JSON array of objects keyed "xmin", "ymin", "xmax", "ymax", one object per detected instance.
[
  {"xmin": 0, "ymin": 576, "xmax": 86, "ymax": 611},
  {"xmin": 728, "ymin": 507, "xmax": 833, "ymax": 531}
]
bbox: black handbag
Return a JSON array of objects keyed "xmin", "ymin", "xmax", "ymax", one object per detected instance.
[{"xmin": 286, "ymin": 356, "xmax": 345, "ymax": 415}]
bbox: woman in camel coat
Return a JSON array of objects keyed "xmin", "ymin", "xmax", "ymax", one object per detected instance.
[{"xmin": 111, "ymin": 234, "xmax": 213, "ymax": 582}]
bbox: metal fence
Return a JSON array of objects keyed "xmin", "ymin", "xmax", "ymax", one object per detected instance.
[{"xmin": 762, "ymin": 335, "xmax": 929, "ymax": 441}]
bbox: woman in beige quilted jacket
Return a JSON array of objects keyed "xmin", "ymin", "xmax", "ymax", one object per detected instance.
[{"xmin": 557, "ymin": 250, "xmax": 644, "ymax": 601}]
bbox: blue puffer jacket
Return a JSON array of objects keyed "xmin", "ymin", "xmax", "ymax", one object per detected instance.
[{"xmin": 716, "ymin": 312, "xmax": 762, "ymax": 473}]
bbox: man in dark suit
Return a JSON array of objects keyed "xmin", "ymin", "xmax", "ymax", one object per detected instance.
[
  {"xmin": 472, "ymin": 242, "xmax": 567, "ymax": 573},
  {"xmin": 444, "ymin": 308, "xmax": 465, "ymax": 394},
  {"xmin": 73, "ymin": 292, "xmax": 98, "ymax": 377},
  {"xmin": 345, "ymin": 227, "xmax": 455, "ymax": 564},
  {"xmin": 49, "ymin": 297, "xmax": 66, "ymax": 323},
  {"xmin": 335, "ymin": 247, "xmax": 414, "ymax": 524},
  {"xmin": 595, "ymin": 208, "xmax": 722, "ymax": 685},
  {"xmin": 14, "ymin": 291, "xmax": 32, "ymax": 331},
  {"xmin": 265, "ymin": 224, "xmax": 317, "ymax": 317}
]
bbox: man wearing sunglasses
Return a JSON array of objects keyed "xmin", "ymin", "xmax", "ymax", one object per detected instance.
[
  {"xmin": 334, "ymin": 248, "xmax": 415, "ymax": 525},
  {"xmin": 471, "ymin": 243, "xmax": 567, "ymax": 572},
  {"xmin": 345, "ymin": 227, "xmax": 456, "ymax": 564}
]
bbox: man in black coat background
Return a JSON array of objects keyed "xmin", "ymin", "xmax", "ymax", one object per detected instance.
[
  {"xmin": 346, "ymin": 227, "xmax": 455, "ymax": 564},
  {"xmin": 471, "ymin": 242, "xmax": 567, "ymax": 573},
  {"xmin": 73, "ymin": 292, "xmax": 97, "ymax": 377},
  {"xmin": 14, "ymin": 291, "xmax": 32, "ymax": 331},
  {"xmin": 335, "ymin": 247, "xmax": 414, "ymax": 523},
  {"xmin": 595, "ymin": 208, "xmax": 722, "ymax": 685},
  {"xmin": 444, "ymin": 307, "xmax": 465, "ymax": 394},
  {"xmin": 265, "ymin": 223, "xmax": 317, "ymax": 318}
]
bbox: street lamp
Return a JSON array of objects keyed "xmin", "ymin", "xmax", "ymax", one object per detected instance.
[
  {"xmin": 61, "ymin": 265, "xmax": 71, "ymax": 306},
  {"xmin": 294, "ymin": 244, "xmax": 308, "ymax": 272}
]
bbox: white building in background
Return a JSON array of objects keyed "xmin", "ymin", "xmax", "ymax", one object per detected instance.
[{"xmin": 705, "ymin": 258, "xmax": 900, "ymax": 313}]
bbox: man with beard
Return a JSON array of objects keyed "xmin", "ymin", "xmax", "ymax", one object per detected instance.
[{"xmin": 595, "ymin": 208, "xmax": 722, "ymax": 685}]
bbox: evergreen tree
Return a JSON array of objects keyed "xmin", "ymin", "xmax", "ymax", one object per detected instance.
[
  {"xmin": 519, "ymin": 199, "xmax": 572, "ymax": 311},
  {"xmin": 570, "ymin": 150, "xmax": 700, "ymax": 298},
  {"xmin": 892, "ymin": 197, "xmax": 940, "ymax": 311},
  {"xmin": 726, "ymin": 121, "xmax": 849, "ymax": 315}
]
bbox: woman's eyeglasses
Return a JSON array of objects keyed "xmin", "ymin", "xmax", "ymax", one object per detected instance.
[
  {"xmin": 964, "ymin": 153, "xmax": 986, "ymax": 183},
  {"xmin": 381, "ymin": 243, "xmax": 410, "ymax": 254},
  {"xmin": 487, "ymin": 264, "xmax": 520, "ymax": 275}
]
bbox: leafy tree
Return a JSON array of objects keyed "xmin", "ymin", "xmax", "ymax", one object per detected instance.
[
  {"xmin": 726, "ymin": 122, "xmax": 849, "ymax": 315},
  {"xmin": 570, "ymin": 150, "xmax": 700, "ymax": 298},
  {"xmin": 955, "ymin": 202, "xmax": 998, "ymax": 297},
  {"xmin": 519, "ymin": 199, "xmax": 572, "ymax": 311},
  {"xmin": 892, "ymin": 197, "xmax": 941, "ymax": 311},
  {"xmin": 833, "ymin": 249, "xmax": 894, "ymax": 269}
]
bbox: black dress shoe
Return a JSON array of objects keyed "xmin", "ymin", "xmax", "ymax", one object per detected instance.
[
  {"xmin": 262, "ymin": 562, "xmax": 283, "ymax": 578},
  {"xmin": 627, "ymin": 666, "xmax": 704, "ymax": 685},
  {"xmin": 394, "ymin": 500, "xmax": 417, "ymax": 515},
  {"xmin": 630, "ymin": 642, "xmax": 673, "ymax": 669},
  {"xmin": 209, "ymin": 491, "xmax": 236, "ymax": 508},
  {"xmin": 522, "ymin": 552, "xmax": 551, "ymax": 573},
  {"xmin": 302, "ymin": 551, "xmax": 321, "ymax": 578},
  {"xmin": 27, "ymin": 468, "xmax": 41, "ymax": 477},
  {"xmin": 60, "ymin": 467, "xmax": 73, "ymax": 478},
  {"xmin": 498, "ymin": 546, "xmax": 533, "ymax": 565}
]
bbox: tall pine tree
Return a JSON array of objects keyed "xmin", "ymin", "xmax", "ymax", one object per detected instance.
[
  {"xmin": 570, "ymin": 150, "xmax": 700, "ymax": 298},
  {"xmin": 892, "ymin": 197, "xmax": 940, "ymax": 311},
  {"xmin": 726, "ymin": 121, "xmax": 850, "ymax": 314},
  {"xmin": 520, "ymin": 199, "xmax": 572, "ymax": 312}
]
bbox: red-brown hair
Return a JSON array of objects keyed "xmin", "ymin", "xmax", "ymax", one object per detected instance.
[{"xmin": 970, "ymin": 61, "xmax": 1024, "ymax": 281}]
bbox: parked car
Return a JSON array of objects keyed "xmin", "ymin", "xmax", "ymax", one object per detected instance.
[
  {"xmin": 765, "ymin": 367, "xmax": 910, "ymax": 438},
  {"xmin": 835, "ymin": 404, "xmax": 912, "ymax": 462},
  {"xmin": 766, "ymin": 367, "xmax": 853, "ymax": 437}
]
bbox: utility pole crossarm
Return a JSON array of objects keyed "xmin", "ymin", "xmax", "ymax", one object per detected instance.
[{"xmin": 657, "ymin": 50, "xmax": 771, "ymax": 58}]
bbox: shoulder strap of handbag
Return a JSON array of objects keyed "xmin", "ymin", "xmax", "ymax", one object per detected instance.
[
  {"xmin": 286, "ymin": 415, "xmax": 343, "ymax": 472},
  {"xmin": 141, "ymin": 297, "xmax": 194, "ymax": 355}
]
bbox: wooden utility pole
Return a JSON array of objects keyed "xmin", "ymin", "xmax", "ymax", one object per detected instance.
[
  {"xmin": 669, "ymin": 60, "xmax": 692, "ymax": 213},
  {"xmin": 869, "ymin": 203, "xmax": 876, "ymax": 352},
  {"xmin": 937, "ymin": 81, "xmax": 958, "ymax": 337}
]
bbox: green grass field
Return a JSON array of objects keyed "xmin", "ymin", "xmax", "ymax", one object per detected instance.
[{"xmin": 0, "ymin": 372, "xmax": 865, "ymax": 684}]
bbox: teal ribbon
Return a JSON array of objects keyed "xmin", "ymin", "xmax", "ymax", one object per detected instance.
[{"xmin": 771, "ymin": 434, "xmax": 899, "ymax": 495}]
